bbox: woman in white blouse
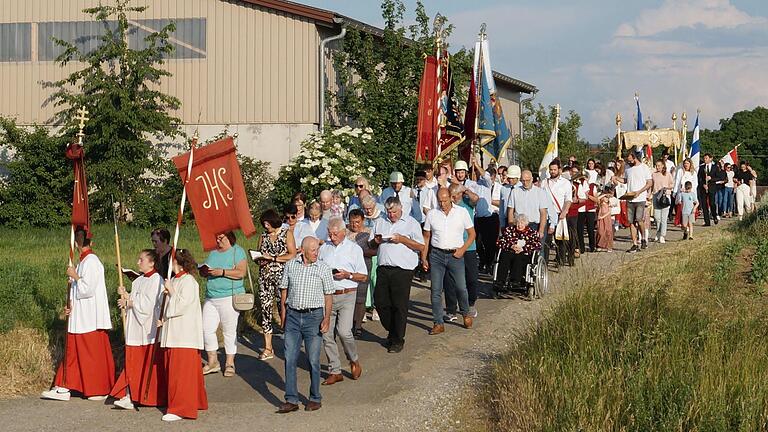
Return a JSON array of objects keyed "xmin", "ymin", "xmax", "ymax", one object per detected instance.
[{"xmin": 159, "ymin": 249, "xmax": 208, "ymax": 422}]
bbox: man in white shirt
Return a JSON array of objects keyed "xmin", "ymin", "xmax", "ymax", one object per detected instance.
[
  {"xmin": 613, "ymin": 151, "xmax": 653, "ymax": 252},
  {"xmin": 380, "ymin": 171, "xmax": 413, "ymax": 218},
  {"xmin": 508, "ymin": 170, "xmax": 549, "ymax": 237},
  {"xmin": 422, "ymin": 188, "xmax": 476, "ymax": 335},
  {"xmin": 42, "ymin": 228, "xmax": 115, "ymax": 401},
  {"xmin": 318, "ymin": 218, "xmax": 368, "ymax": 385},
  {"xmin": 423, "ymin": 164, "xmax": 438, "ymax": 190},
  {"xmin": 541, "ymin": 160, "xmax": 573, "ymax": 265},
  {"xmin": 410, "ymin": 169, "xmax": 436, "ymax": 224}
]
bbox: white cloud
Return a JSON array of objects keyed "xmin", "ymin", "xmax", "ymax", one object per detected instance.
[{"xmin": 614, "ymin": 0, "xmax": 767, "ymax": 38}]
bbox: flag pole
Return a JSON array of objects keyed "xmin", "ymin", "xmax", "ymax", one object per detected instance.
[
  {"xmin": 615, "ymin": 113, "xmax": 622, "ymax": 160},
  {"xmin": 143, "ymin": 130, "xmax": 198, "ymax": 402},
  {"xmin": 472, "ymin": 25, "xmax": 485, "ymax": 181},
  {"xmin": 681, "ymin": 111, "xmax": 688, "ymax": 161},
  {"xmin": 433, "ymin": 18, "xmax": 443, "ymax": 166}
]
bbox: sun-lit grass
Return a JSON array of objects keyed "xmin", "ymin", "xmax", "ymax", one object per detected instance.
[{"xmin": 464, "ymin": 205, "xmax": 768, "ymax": 432}]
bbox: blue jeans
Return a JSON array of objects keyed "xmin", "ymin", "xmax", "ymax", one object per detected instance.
[
  {"xmin": 723, "ymin": 187, "xmax": 734, "ymax": 214},
  {"xmin": 283, "ymin": 307, "xmax": 324, "ymax": 404},
  {"xmin": 430, "ymin": 249, "xmax": 469, "ymax": 324}
]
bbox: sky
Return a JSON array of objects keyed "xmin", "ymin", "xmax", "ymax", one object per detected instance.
[{"xmin": 300, "ymin": 0, "xmax": 768, "ymax": 143}]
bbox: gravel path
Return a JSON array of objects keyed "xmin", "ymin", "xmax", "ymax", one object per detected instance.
[{"xmin": 0, "ymin": 223, "xmax": 718, "ymax": 431}]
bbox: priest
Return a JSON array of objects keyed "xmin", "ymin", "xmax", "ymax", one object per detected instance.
[{"xmin": 42, "ymin": 228, "xmax": 115, "ymax": 401}]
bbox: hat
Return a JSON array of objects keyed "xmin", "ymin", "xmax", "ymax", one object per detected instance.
[
  {"xmin": 454, "ymin": 160, "xmax": 469, "ymax": 171},
  {"xmin": 389, "ymin": 171, "xmax": 405, "ymax": 183},
  {"xmin": 507, "ymin": 165, "xmax": 521, "ymax": 179}
]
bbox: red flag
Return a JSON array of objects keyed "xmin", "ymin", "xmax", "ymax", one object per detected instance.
[
  {"xmin": 172, "ymin": 137, "xmax": 256, "ymax": 251},
  {"xmin": 65, "ymin": 140, "xmax": 90, "ymax": 237},
  {"xmin": 459, "ymin": 67, "xmax": 477, "ymax": 164},
  {"xmin": 721, "ymin": 146, "xmax": 738, "ymax": 166},
  {"xmin": 646, "ymin": 144, "xmax": 653, "ymax": 163},
  {"xmin": 415, "ymin": 55, "xmax": 438, "ymax": 164}
]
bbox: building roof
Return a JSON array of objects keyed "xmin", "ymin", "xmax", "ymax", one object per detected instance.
[{"xmin": 235, "ymin": 0, "xmax": 536, "ymax": 94}]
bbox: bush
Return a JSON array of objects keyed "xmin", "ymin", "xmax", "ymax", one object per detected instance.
[
  {"xmin": 272, "ymin": 126, "xmax": 380, "ymax": 207},
  {"xmin": 0, "ymin": 117, "xmax": 72, "ymax": 228}
]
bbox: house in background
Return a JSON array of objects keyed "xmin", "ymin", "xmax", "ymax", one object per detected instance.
[{"xmin": 0, "ymin": 0, "xmax": 536, "ymax": 171}]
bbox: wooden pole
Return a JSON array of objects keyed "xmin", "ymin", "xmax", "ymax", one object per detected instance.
[{"xmin": 143, "ymin": 131, "xmax": 197, "ymax": 402}]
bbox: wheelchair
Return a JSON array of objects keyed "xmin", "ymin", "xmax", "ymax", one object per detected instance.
[{"xmin": 491, "ymin": 248, "xmax": 549, "ymax": 300}]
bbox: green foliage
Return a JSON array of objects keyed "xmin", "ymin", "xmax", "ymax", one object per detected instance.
[
  {"xmin": 516, "ymin": 101, "xmax": 591, "ymax": 172},
  {"xmin": 698, "ymin": 106, "xmax": 768, "ymax": 183},
  {"xmin": 45, "ymin": 0, "xmax": 182, "ymax": 222},
  {"xmin": 0, "ymin": 117, "xmax": 72, "ymax": 227},
  {"xmin": 238, "ymin": 154, "xmax": 275, "ymax": 218},
  {"xmin": 273, "ymin": 126, "xmax": 379, "ymax": 207},
  {"xmin": 331, "ymin": 0, "xmax": 471, "ymax": 186}
]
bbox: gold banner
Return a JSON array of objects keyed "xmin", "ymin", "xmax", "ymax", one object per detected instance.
[{"xmin": 620, "ymin": 128, "xmax": 680, "ymax": 150}]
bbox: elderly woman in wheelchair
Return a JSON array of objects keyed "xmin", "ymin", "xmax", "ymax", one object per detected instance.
[{"xmin": 492, "ymin": 214, "xmax": 543, "ymax": 297}]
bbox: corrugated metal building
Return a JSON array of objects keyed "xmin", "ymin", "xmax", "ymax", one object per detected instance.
[{"xmin": 0, "ymin": 0, "xmax": 536, "ymax": 169}]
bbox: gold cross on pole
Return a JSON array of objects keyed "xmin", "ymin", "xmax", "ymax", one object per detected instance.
[{"xmin": 75, "ymin": 106, "xmax": 89, "ymax": 144}]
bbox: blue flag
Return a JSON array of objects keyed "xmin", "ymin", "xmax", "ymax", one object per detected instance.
[
  {"xmin": 636, "ymin": 96, "xmax": 644, "ymax": 130},
  {"xmin": 475, "ymin": 39, "xmax": 511, "ymax": 162},
  {"xmin": 690, "ymin": 113, "xmax": 701, "ymax": 172}
]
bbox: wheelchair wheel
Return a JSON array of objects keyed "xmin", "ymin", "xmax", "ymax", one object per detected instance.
[{"xmin": 534, "ymin": 255, "xmax": 549, "ymax": 297}]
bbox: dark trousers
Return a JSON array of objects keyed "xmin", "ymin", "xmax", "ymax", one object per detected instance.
[
  {"xmin": 373, "ymin": 266, "xmax": 413, "ymax": 345},
  {"xmin": 352, "ymin": 282, "xmax": 369, "ymax": 331},
  {"xmin": 698, "ymin": 185, "xmax": 719, "ymax": 224},
  {"xmin": 493, "ymin": 250, "xmax": 531, "ymax": 290},
  {"xmin": 577, "ymin": 212, "xmax": 596, "ymax": 252},
  {"xmin": 445, "ymin": 250, "xmax": 479, "ymax": 312},
  {"xmin": 475, "ymin": 214, "xmax": 500, "ymax": 269}
]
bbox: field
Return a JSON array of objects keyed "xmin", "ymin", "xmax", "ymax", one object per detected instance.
[
  {"xmin": 0, "ymin": 224, "xmax": 261, "ymax": 398},
  {"xmin": 463, "ymin": 205, "xmax": 768, "ymax": 431}
]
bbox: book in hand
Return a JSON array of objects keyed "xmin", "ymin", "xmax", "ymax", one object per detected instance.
[
  {"xmin": 121, "ymin": 268, "xmax": 143, "ymax": 281},
  {"xmin": 380, "ymin": 234, "xmax": 395, "ymax": 242},
  {"xmin": 197, "ymin": 264, "xmax": 211, "ymax": 277},
  {"xmin": 619, "ymin": 191, "xmax": 637, "ymax": 200},
  {"xmin": 248, "ymin": 249, "xmax": 264, "ymax": 261}
]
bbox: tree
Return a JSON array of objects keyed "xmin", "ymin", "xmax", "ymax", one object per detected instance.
[
  {"xmin": 516, "ymin": 101, "xmax": 591, "ymax": 172},
  {"xmin": 699, "ymin": 106, "xmax": 768, "ymax": 181},
  {"xmin": 45, "ymin": 0, "xmax": 182, "ymax": 221},
  {"xmin": 331, "ymin": 0, "xmax": 471, "ymax": 187}
]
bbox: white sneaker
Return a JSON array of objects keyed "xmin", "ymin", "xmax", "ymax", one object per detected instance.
[
  {"xmin": 654, "ymin": 236, "xmax": 659, "ymax": 242},
  {"xmin": 162, "ymin": 413, "xmax": 183, "ymax": 422},
  {"xmin": 41, "ymin": 387, "xmax": 70, "ymax": 401},
  {"xmin": 469, "ymin": 306, "xmax": 478, "ymax": 318},
  {"xmin": 114, "ymin": 396, "xmax": 135, "ymax": 410},
  {"xmin": 371, "ymin": 309, "xmax": 380, "ymax": 321},
  {"xmin": 87, "ymin": 395, "xmax": 108, "ymax": 401},
  {"xmin": 659, "ymin": 237, "xmax": 666, "ymax": 244}
]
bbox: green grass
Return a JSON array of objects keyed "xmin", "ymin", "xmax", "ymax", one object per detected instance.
[{"xmin": 467, "ymin": 206, "xmax": 768, "ymax": 432}]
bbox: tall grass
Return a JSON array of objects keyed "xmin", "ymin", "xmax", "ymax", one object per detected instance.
[{"xmin": 477, "ymin": 212, "xmax": 768, "ymax": 431}]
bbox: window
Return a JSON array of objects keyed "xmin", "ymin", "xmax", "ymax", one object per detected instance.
[{"xmin": 0, "ymin": 23, "xmax": 31, "ymax": 62}]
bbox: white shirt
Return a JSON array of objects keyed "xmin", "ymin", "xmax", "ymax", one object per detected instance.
[
  {"xmin": 370, "ymin": 215, "xmax": 424, "ymax": 270},
  {"xmin": 473, "ymin": 183, "xmax": 494, "ymax": 217},
  {"xmin": 68, "ymin": 252, "xmax": 112, "ymax": 334},
  {"xmin": 489, "ymin": 181, "xmax": 502, "ymax": 214},
  {"xmin": 510, "ymin": 185, "xmax": 550, "ymax": 226},
  {"xmin": 542, "ymin": 176, "xmax": 572, "ymax": 217},
  {"xmin": 380, "ymin": 186, "xmax": 414, "ymax": 218},
  {"xmin": 726, "ymin": 170, "xmax": 735, "ymax": 188},
  {"xmin": 319, "ymin": 238, "xmax": 368, "ymax": 290},
  {"xmin": 423, "ymin": 204, "xmax": 474, "ymax": 250},
  {"xmin": 674, "ymin": 170, "xmax": 698, "ymax": 194},
  {"xmin": 624, "ymin": 163, "xmax": 653, "ymax": 202},
  {"xmin": 425, "ymin": 178, "xmax": 438, "ymax": 190},
  {"xmin": 585, "ymin": 169, "xmax": 598, "ymax": 185},
  {"xmin": 125, "ymin": 271, "xmax": 163, "ymax": 346},
  {"xmin": 665, "ymin": 159, "xmax": 676, "ymax": 174},
  {"xmin": 410, "ymin": 185, "xmax": 437, "ymax": 223},
  {"xmin": 603, "ymin": 169, "xmax": 615, "ymax": 188},
  {"xmin": 161, "ymin": 273, "xmax": 203, "ymax": 350}
]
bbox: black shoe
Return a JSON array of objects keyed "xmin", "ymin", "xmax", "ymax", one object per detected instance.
[
  {"xmin": 714, "ymin": 218, "xmax": 719, "ymax": 225},
  {"xmin": 703, "ymin": 223, "xmax": 711, "ymax": 227},
  {"xmin": 627, "ymin": 245, "xmax": 640, "ymax": 253},
  {"xmin": 387, "ymin": 342, "xmax": 404, "ymax": 353},
  {"xmin": 353, "ymin": 328, "xmax": 363, "ymax": 339},
  {"xmin": 683, "ymin": 231, "xmax": 689, "ymax": 240},
  {"xmin": 641, "ymin": 240, "xmax": 647, "ymax": 249}
]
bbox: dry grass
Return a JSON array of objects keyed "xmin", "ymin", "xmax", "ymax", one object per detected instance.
[{"xmin": 0, "ymin": 328, "xmax": 58, "ymax": 398}]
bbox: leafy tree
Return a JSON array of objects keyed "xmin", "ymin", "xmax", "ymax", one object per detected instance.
[
  {"xmin": 331, "ymin": 0, "xmax": 471, "ymax": 188},
  {"xmin": 45, "ymin": 0, "xmax": 181, "ymax": 221},
  {"xmin": 0, "ymin": 118, "xmax": 71, "ymax": 227},
  {"xmin": 699, "ymin": 106, "xmax": 768, "ymax": 182},
  {"xmin": 516, "ymin": 101, "xmax": 591, "ymax": 172}
]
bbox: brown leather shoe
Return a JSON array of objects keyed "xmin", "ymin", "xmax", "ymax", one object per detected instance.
[
  {"xmin": 305, "ymin": 401, "xmax": 322, "ymax": 411},
  {"xmin": 463, "ymin": 315, "xmax": 473, "ymax": 329},
  {"xmin": 429, "ymin": 324, "xmax": 445, "ymax": 335},
  {"xmin": 276, "ymin": 402, "xmax": 299, "ymax": 414},
  {"xmin": 321, "ymin": 373, "xmax": 344, "ymax": 386},
  {"xmin": 350, "ymin": 361, "xmax": 362, "ymax": 380}
]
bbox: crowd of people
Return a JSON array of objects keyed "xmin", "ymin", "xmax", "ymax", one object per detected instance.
[{"xmin": 41, "ymin": 148, "xmax": 760, "ymax": 418}]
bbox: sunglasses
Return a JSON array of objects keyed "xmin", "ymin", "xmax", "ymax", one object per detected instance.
[
  {"xmin": 284, "ymin": 215, "xmax": 297, "ymax": 220},
  {"xmin": 355, "ymin": 184, "xmax": 365, "ymax": 188}
]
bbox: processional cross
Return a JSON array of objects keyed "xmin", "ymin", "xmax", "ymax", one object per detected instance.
[{"xmin": 75, "ymin": 106, "xmax": 89, "ymax": 145}]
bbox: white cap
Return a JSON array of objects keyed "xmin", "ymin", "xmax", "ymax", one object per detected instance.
[
  {"xmin": 454, "ymin": 160, "xmax": 469, "ymax": 171},
  {"xmin": 389, "ymin": 171, "xmax": 404, "ymax": 183},
  {"xmin": 507, "ymin": 165, "xmax": 521, "ymax": 179}
]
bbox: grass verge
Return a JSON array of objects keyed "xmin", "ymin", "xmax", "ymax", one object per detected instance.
[{"xmin": 462, "ymin": 205, "xmax": 768, "ymax": 431}]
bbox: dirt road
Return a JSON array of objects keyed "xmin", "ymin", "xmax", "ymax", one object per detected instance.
[{"xmin": 0, "ymin": 223, "xmax": 715, "ymax": 431}]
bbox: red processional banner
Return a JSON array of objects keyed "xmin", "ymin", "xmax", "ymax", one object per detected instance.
[
  {"xmin": 65, "ymin": 140, "xmax": 91, "ymax": 237},
  {"xmin": 415, "ymin": 55, "xmax": 439, "ymax": 165},
  {"xmin": 172, "ymin": 136, "xmax": 256, "ymax": 251},
  {"xmin": 459, "ymin": 68, "xmax": 477, "ymax": 164}
]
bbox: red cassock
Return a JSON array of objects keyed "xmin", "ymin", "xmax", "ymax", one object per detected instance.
[
  {"xmin": 54, "ymin": 330, "xmax": 115, "ymax": 397},
  {"xmin": 164, "ymin": 348, "xmax": 208, "ymax": 419},
  {"xmin": 109, "ymin": 344, "xmax": 167, "ymax": 406},
  {"xmin": 618, "ymin": 201, "xmax": 631, "ymax": 227}
]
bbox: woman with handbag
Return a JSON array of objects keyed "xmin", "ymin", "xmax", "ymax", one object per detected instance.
[
  {"xmin": 199, "ymin": 231, "xmax": 248, "ymax": 378},
  {"xmin": 254, "ymin": 209, "xmax": 296, "ymax": 361},
  {"xmin": 159, "ymin": 249, "xmax": 208, "ymax": 421},
  {"xmin": 652, "ymin": 160, "xmax": 674, "ymax": 243}
]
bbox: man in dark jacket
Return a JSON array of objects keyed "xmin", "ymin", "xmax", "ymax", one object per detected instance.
[{"xmin": 697, "ymin": 153, "xmax": 726, "ymax": 226}]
